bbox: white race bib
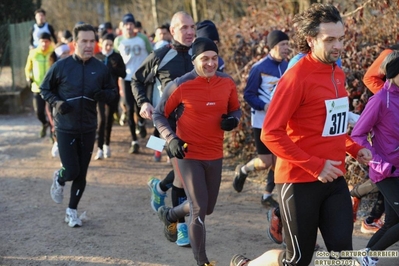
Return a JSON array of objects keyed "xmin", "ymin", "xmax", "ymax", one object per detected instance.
[{"xmin": 322, "ymin": 97, "xmax": 349, "ymax": 137}]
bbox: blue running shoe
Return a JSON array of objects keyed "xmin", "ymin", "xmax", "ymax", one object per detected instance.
[
  {"xmin": 176, "ymin": 223, "xmax": 190, "ymax": 247},
  {"xmin": 147, "ymin": 177, "xmax": 166, "ymax": 212}
]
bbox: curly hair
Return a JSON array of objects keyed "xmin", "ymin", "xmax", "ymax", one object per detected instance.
[{"xmin": 292, "ymin": 3, "xmax": 343, "ymax": 53}]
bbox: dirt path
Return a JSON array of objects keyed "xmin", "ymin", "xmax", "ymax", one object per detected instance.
[{"xmin": 1, "ymin": 112, "xmax": 398, "ymax": 266}]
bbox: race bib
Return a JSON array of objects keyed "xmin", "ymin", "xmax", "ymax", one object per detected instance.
[{"xmin": 322, "ymin": 97, "xmax": 349, "ymax": 137}]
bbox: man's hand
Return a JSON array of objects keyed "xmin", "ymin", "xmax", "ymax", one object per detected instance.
[
  {"xmin": 139, "ymin": 102, "xmax": 154, "ymax": 120},
  {"xmin": 168, "ymin": 138, "xmax": 187, "ymax": 159},
  {"xmin": 317, "ymin": 160, "xmax": 343, "ymax": 183},
  {"xmin": 356, "ymin": 148, "xmax": 372, "ymax": 164},
  {"xmin": 264, "ymin": 103, "xmax": 270, "ymax": 112},
  {"xmin": 53, "ymin": 101, "xmax": 72, "ymax": 115},
  {"xmin": 220, "ymin": 114, "xmax": 239, "ymax": 131}
]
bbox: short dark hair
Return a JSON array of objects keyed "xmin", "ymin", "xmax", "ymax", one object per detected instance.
[
  {"xmin": 73, "ymin": 24, "xmax": 96, "ymax": 41},
  {"xmin": 34, "ymin": 8, "xmax": 46, "ymax": 15},
  {"xmin": 160, "ymin": 23, "xmax": 170, "ymax": 33},
  {"xmin": 293, "ymin": 3, "xmax": 343, "ymax": 53}
]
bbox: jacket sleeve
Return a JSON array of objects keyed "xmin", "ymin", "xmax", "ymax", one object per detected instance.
[
  {"xmin": 25, "ymin": 51, "xmax": 33, "ymax": 80},
  {"xmin": 40, "ymin": 63, "xmax": 61, "ymax": 105},
  {"xmin": 227, "ymin": 79, "xmax": 242, "ymax": 119},
  {"xmin": 101, "ymin": 68, "xmax": 118, "ymax": 104},
  {"xmin": 363, "ymin": 49, "xmax": 392, "ymax": 94},
  {"xmin": 243, "ymin": 65, "xmax": 265, "ymax": 110},
  {"xmin": 153, "ymin": 81, "xmax": 180, "ymax": 143},
  {"xmin": 48, "ymin": 24, "xmax": 58, "ymax": 44},
  {"xmin": 132, "ymin": 52, "xmax": 158, "ymax": 108},
  {"xmin": 29, "ymin": 26, "xmax": 34, "ymax": 48},
  {"xmin": 109, "ymin": 53, "xmax": 126, "ymax": 79},
  {"xmin": 350, "ymin": 95, "xmax": 394, "ymax": 178}
]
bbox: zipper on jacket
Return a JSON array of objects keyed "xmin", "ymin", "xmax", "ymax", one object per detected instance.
[{"xmin": 331, "ymin": 64, "xmax": 338, "ymax": 98}]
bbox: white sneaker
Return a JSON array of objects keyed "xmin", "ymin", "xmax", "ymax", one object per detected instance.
[
  {"xmin": 51, "ymin": 142, "xmax": 59, "ymax": 158},
  {"xmin": 50, "ymin": 170, "xmax": 64, "ymax": 204},
  {"xmin": 65, "ymin": 208, "xmax": 82, "ymax": 228},
  {"xmin": 94, "ymin": 148, "xmax": 103, "ymax": 160},
  {"xmin": 357, "ymin": 248, "xmax": 379, "ymax": 266},
  {"xmin": 119, "ymin": 113, "xmax": 126, "ymax": 126},
  {"xmin": 103, "ymin": 145, "xmax": 111, "ymax": 158}
]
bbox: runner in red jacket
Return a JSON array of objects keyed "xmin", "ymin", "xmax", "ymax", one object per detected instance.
[{"xmin": 230, "ymin": 4, "xmax": 371, "ymax": 266}]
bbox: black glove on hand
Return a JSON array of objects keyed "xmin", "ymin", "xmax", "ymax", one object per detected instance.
[
  {"xmin": 54, "ymin": 101, "xmax": 72, "ymax": 115},
  {"xmin": 168, "ymin": 138, "xmax": 187, "ymax": 159},
  {"xmin": 220, "ymin": 114, "xmax": 238, "ymax": 131},
  {"xmin": 94, "ymin": 90, "xmax": 108, "ymax": 102}
]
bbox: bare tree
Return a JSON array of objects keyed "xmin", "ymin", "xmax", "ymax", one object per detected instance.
[{"xmin": 151, "ymin": 0, "xmax": 158, "ymax": 28}]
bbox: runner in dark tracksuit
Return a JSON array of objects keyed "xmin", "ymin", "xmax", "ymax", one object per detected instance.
[
  {"xmin": 94, "ymin": 33, "xmax": 126, "ymax": 159},
  {"xmin": 41, "ymin": 24, "xmax": 117, "ymax": 228}
]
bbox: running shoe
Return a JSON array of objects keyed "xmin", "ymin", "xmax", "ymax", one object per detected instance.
[
  {"xmin": 261, "ymin": 195, "xmax": 279, "ymax": 208},
  {"xmin": 39, "ymin": 123, "xmax": 49, "ymax": 138},
  {"xmin": 119, "ymin": 112, "xmax": 126, "ymax": 126},
  {"xmin": 176, "ymin": 223, "xmax": 190, "ymax": 247},
  {"xmin": 147, "ymin": 177, "xmax": 166, "ymax": 212},
  {"xmin": 103, "ymin": 144, "xmax": 111, "ymax": 158},
  {"xmin": 267, "ymin": 208, "xmax": 283, "ymax": 244},
  {"xmin": 230, "ymin": 254, "xmax": 251, "ymax": 266},
  {"xmin": 94, "ymin": 148, "xmax": 103, "ymax": 160},
  {"xmin": 232, "ymin": 164, "xmax": 247, "ymax": 192},
  {"xmin": 50, "ymin": 170, "xmax": 64, "ymax": 204},
  {"xmin": 157, "ymin": 206, "xmax": 177, "ymax": 242},
  {"xmin": 356, "ymin": 248, "xmax": 379, "ymax": 266},
  {"xmin": 154, "ymin": 151, "xmax": 162, "ymax": 162},
  {"xmin": 129, "ymin": 142, "xmax": 139, "ymax": 154},
  {"xmin": 51, "ymin": 141, "xmax": 59, "ymax": 158},
  {"xmin": 201, "ymin": 263, "xmax": 216, "ymax": 266},
  {"xmin": 138, "ymin": 121, "xmax": 147, "ymax": 138},
  {"xmin": 361, "ymin": 219, "xmax": 383, "ymax": 234},
  {"xmin": 65, "ymin": 208, "xmax": 82, "ymax": 228}
]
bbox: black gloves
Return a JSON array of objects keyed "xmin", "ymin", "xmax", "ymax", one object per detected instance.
[
  {"xmin": 220, "ymin": 114, "xmax": 238, "ymax": 131},
  {"xmin": 168, "ymin": 138, "xmax": 187, "ymax": 159},
  {"xmin": 53, "ymin": 101, "xmax": 72, "ymax": 115},
  {"xmin": 94, "ymin": 90, "xmax": 108, "ymax": 102}
]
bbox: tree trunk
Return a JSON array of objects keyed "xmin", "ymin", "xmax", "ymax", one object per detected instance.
[
  {"xmin": 151, "ymin": 0, "xmax": 158, "ymax": 28},
  {"xmin": 192, "ymin": 0, "xmax": 198, "ymax": 22},
  {"xmin": 104, "ymin": 0, "xmax": 110, "ymax": 22}
]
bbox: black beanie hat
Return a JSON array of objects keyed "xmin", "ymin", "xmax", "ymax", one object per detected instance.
[
  {"xmin": 386, "ymin": 56, "xmax": 399, "ymax": 79},
  {"xmin": 191, "ymin": 37, "xmax": 219, "ymax": 61},
  {"xmin": 39, "ymin": 32, "xmax": 51, "ymax": 41},
  {"xmin": 122, "ymin": 13, "xmax": 135, "ymax": 25},
  {"xmin": 196, "ymin": 20, "xmax": 220, "ymax": 42},
  {"xmin": 267, "ymin": 30, "xmax": 289, "ymax": 49}
]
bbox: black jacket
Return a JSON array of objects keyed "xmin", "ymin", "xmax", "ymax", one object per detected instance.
[
  {"xmin": 40, "ymin": 54, "xmax": 117, "ymax": 134},
  {"xmin": 132, "ymin": 40, "xmax": 193, "ymax": 108},
  {"xmin": 94, "ymin": 50, "xmax": 126, "ymax": 84}
]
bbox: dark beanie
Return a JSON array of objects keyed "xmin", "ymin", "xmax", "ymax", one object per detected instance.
[
  {"xmin": 267, "ymin": 30, "xmax": 289, "ymax": 49},
  {"xmin": 102, "ymin": 33, "xmax": 115, "ymax": 42},
  {"xmin": 386, "ymin": 56, "xmax": 399, "ymax": 79},
  {"xmin": 104, "ymin": 22, "xmax": 113, "ymax": 30},
  {"xmin": 196, "ymin": 20, "xmax": 220, "ymax": 42},
  {"xmin": 39, "ymin": 32, "xmax": 51, "ymax": 41},
  {"xmin": 191, "ymin": 37, "xmax": 218, "ymax": 61},
  {"xmin": 62, "ymin": 30, "xmax": 72, "ymax": 41},
  {"xmin": 122, "ymin": 13, "xmax": 135, "ymax": 25}
]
